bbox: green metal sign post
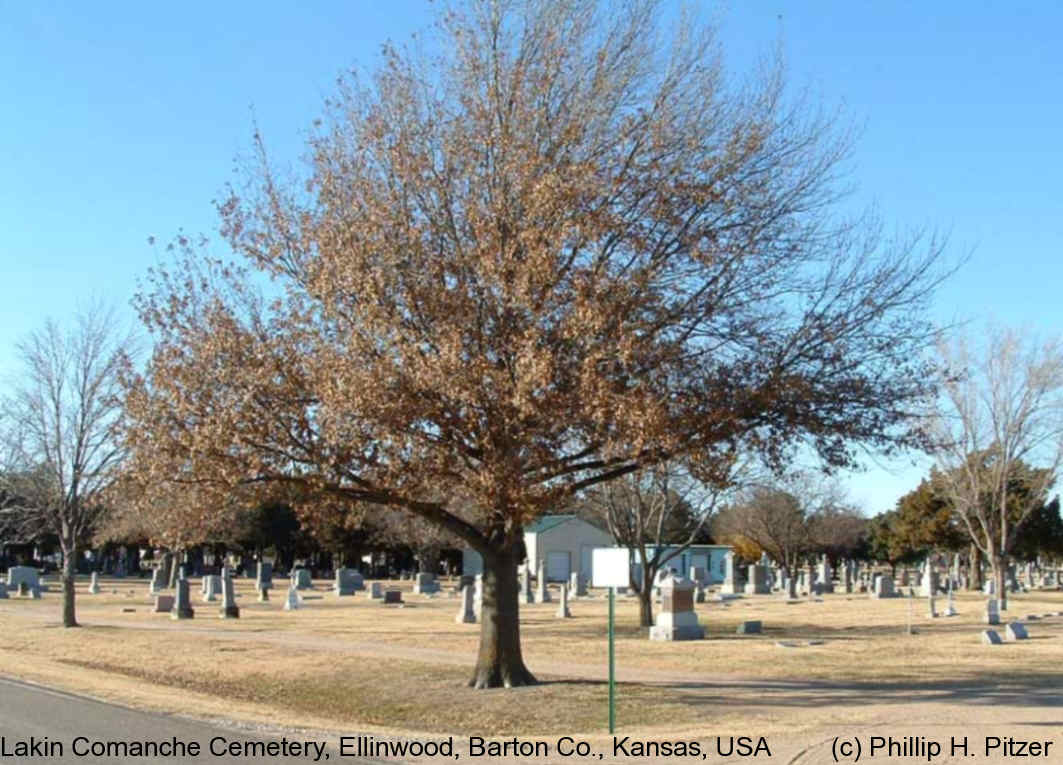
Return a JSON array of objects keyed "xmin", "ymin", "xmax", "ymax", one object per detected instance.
[{"xmin": 608, "ymin": 586, "xmax": 616, "ymax": 733}]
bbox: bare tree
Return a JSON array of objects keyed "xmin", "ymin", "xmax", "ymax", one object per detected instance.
[
  {"xmin": 1, "ymin": 305, "xmax": 133, "ymax": 627},
  {"xmin": 581, "ymin": 463, "xmax": 720, "ymax": 627},
  {"xmin": 122, "ymin": 0, "xmax": 948, "ymax": 687},
  {"xmin": 930, "ymin": 326, "xmax": 1063, "ymax": 609},
  {"xmin": 714, "ymin": 472, "xmax": 846, "ymax": 581}
]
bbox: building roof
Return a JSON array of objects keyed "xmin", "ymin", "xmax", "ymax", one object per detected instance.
[{"xmin": 525, "ymin": 514, "xmax": 606, "ymax": 535}]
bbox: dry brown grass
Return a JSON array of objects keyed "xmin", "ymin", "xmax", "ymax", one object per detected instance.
[{"xmin": 1, "ymin": 575, "xmax": 1060, "ymax": 738}]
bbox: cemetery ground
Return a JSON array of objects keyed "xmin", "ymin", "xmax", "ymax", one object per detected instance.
[{"xmin": 1, "ymin": 579, "xmax": 1062, "ymax": 763}]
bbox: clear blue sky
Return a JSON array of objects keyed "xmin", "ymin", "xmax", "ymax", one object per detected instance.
[{"xmin": 2, "ymin": 1, "xmax": 1060, "ymax": 514}]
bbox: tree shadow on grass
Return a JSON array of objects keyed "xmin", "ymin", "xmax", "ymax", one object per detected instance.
[{"xmin": 650, "ymin": 672, "xmax": 1063, "ymax": 711}]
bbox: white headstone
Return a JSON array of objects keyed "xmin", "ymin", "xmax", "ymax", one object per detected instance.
[
  {"xmin": 456, "ymin": 584, "xmax": 476, "ymax": 624},
  {"xmin": 219, "ymin": 573, "xmax": 240, "ymax": 618},
  {"xmin": 1004, "ymin": 622, "xmax": 1028, "ymax": 641},
  {"xmin": 985, "ymin": 598, "xmax": 1000, "ymax": 625},
  {"xmin": 536, "ymin": 560, "xmax": 551, "ymax": 603},
  {"xmin": 556, "ymin": 583, "xmax": 571, "ymax": 618}
]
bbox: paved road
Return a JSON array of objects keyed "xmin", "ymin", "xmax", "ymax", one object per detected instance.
[{"xmin": 0, "ymin": 676, "xmax": 368, "ymax": 764}]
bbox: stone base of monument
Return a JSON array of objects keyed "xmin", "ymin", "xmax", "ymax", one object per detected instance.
[
  {"xmin": 219, "ymin": 605, "xmax": 240, "ymax": 619},
  {"xmin": 171, "ymin": 605, "xmax": 194, "ymax": 620},
  {"xmin": 649, "ymin": 610, "xmax": 704, "ymax": 641}
]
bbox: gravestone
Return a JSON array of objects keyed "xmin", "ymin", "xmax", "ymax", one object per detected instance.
[
  {"xmin": 348, "ymin": 570, "xmax": 365, "ymax": 591},
  {"xmin": 570, "ymin": 571, "xmax": 587, "ymax": 597},
  {"xmin": 1006, "ymin": 565, "xmax": 1020, "ymax": 593},
  {"xmin": 292, "ymin": 568, "xmax": 312, "ymax": 590},
  {"xmin": 689, "ymin": 566, "xmax": 707, "ymax": 588},
  {"xmin": 985, "ymin": 598, "xmax": 1000, "ymax": 625},
  {"xmin": 474, "ymin": 574, "xmax": 483, "ymax": 616},
  {"xmin": 981, "ymin": 629, "xmax": 1002, "ymax": 645},
  {"xmin": 536, "ymin": 560, "xmax": 552, "ymax": 603},
  {"xmin": 1005, "ymin": 622, "xmax": 1028, "ymax": 641},
  {"xmin": 842, "ymin": 562, "xmax": 853, "ymax": 594},
  {"xmin": 148, "ymin": 567, "xmax": 165, "ymax": 595},
  {"xmin": 944, "ymin": 583, "xmax": 958, "ymax": 617},
  {"xmin": 720, "ymin": 551, "xmax": 738, "ymax": 595},
  {"xmin": 927, "ymin": 594, "xmax": 938, "ymax": 618},
  {"xmin": 219, "ymin": 573, "xmax": 240, "ymax": 619},
  {"xmin": 88, "ymin": 572, "xmax": 101, "ymax": 595},
  {"xmin": 202, "ymin": 575, "xmax": 221, "ymax": 603},
  {"xmin": 283, "ymin": 586, "xmax": 301, "ymax": 611},
  {"xmin": 983, "ymin": 579, "xmax": 996, "ymax": 596},
  {"xmin": 521, "ymin": 568, "xmax": 534, "ymax": 604},
  {"xmin": 0, "ymin": 582, "xmax": 8, "ymax": 599},
  {"xmin": 556, "ymin": 583, "xmax": 571, "ymax": 618},
  {"xmin": 736, "ymin": 620, "xmax": 762, "ymax": 634},
  {"xmin": 744, "ymin": 565, "xmax": 770, "ymax": 595},
  {"xmin": 334, "ymin": 568, "xmax": 358, "ymax": 596},
  {"xmin": 383, "ymin": 589, "xmax": 403, "ymax": 605},
  {"xmin": 920, "ymin": 562, "xmax": 939, "ymax": 598},
  {"xmin": 649, "ymin": 576, "xmax": 704, "ymax": 641},
  {"xmin": 156, "ymin": 555, "xmax": 173, "ymax": 589},
  {"xmin": 816, "ymin": 556, "xmax": 834, "ymax": 594},
  {"xmin": 153, "ymin": 594, "xmax": 175, "ymax": 613},
  {"xmin": 413, "ymin": 572, "xmax": 440, "ymax": 595},
  {"xmin": 456, "ymin": 585, "xmax": 476, "ymax": 624},
  {"xmin": 871, "ymin": 573, "xmax": 896, "ymax": 599},
  {"xmin": 256, "ymin": 562, "xmax": 273, "ymax": 598},
  {"xmin": 369, "ymin": 581, "xmax": 384, "ymax": 600},
  {"xmin": 806, "ymin": 564, "xmax": 817, "ymax": 595},
  {"xmin": 171, "ymin": 579, "xmax": 194, "ymax": 620}
]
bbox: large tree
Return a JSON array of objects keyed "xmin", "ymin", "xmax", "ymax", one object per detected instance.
[
  {"xmin": 1, "ymin": 305, "xmax": 133, "ymax": 627},
  {"xmin": 122, "ymin": 0, "xmax": 947, "ymax": 687},
  {"xmin": 930, "ymin": 327, "xmax": 1063, "ymax": 609}
]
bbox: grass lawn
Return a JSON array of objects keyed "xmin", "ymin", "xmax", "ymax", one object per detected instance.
[{"xmin": 1, "ymin": 576, "xmax": 1060, "ymax": 739}]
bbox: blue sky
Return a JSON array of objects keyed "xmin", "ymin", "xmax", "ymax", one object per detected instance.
[{"xmin": 2, "ymin": 1, "xmax": 1060, "ymax": 514}]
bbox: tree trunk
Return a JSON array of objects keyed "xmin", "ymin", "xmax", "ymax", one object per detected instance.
[
  {"xmin": 995, "ymin": 556, "xmax": 1008, "ymax": 611},
  {"xmin": 469, "ymin": 547, "xmax": 536, "ymax": 689},
  {"xmin": 638, "ymin": 566, "xmax": 655, "ymax": 628},
  {"xmin": 969, "ymin": 544, "xmax": 984, "ymax": 591},
  {"xmin": 167, "ymin": 550, "xmax": 181, "ymax": 588},
  {"xmin": 61, "ymin": 538, "xmax": 78, "ymax": 628}
]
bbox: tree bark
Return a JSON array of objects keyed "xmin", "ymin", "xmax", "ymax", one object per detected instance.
[
  {"xmin": 469, "ymin": 547, "xmax": 536, "ymax": 689},
  {"xmin": 61, "ymin": 538, "xmax": 78, "ymax": 628},
  {"xmin": 969, "ymin": 544, "xmax": 984, "ymax": 591},
  {"xmin": 995, "ymin": 555, "xmax": 1008, "ymax": 611},
  {"xmin": 638, "ymin": 566, "xmax": 655, "ymax": 627},
  {"xmin": 167, "ymin": 550, "xmax": 181, "ymax": 588}
]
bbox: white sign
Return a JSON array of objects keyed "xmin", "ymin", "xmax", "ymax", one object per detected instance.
[{"xmin": 592, "ymin": 548, "xmax": 631, "ymax": 588}]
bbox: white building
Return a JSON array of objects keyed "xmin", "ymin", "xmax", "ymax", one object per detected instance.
[{"xmin": 462, "ymin": 514, "xmax": 613, "ymax": 582}]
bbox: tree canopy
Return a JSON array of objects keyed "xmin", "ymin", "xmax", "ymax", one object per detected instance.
[{"xmin": 121, "ymin": 0, "xmax": 949, "ymax": 687}]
